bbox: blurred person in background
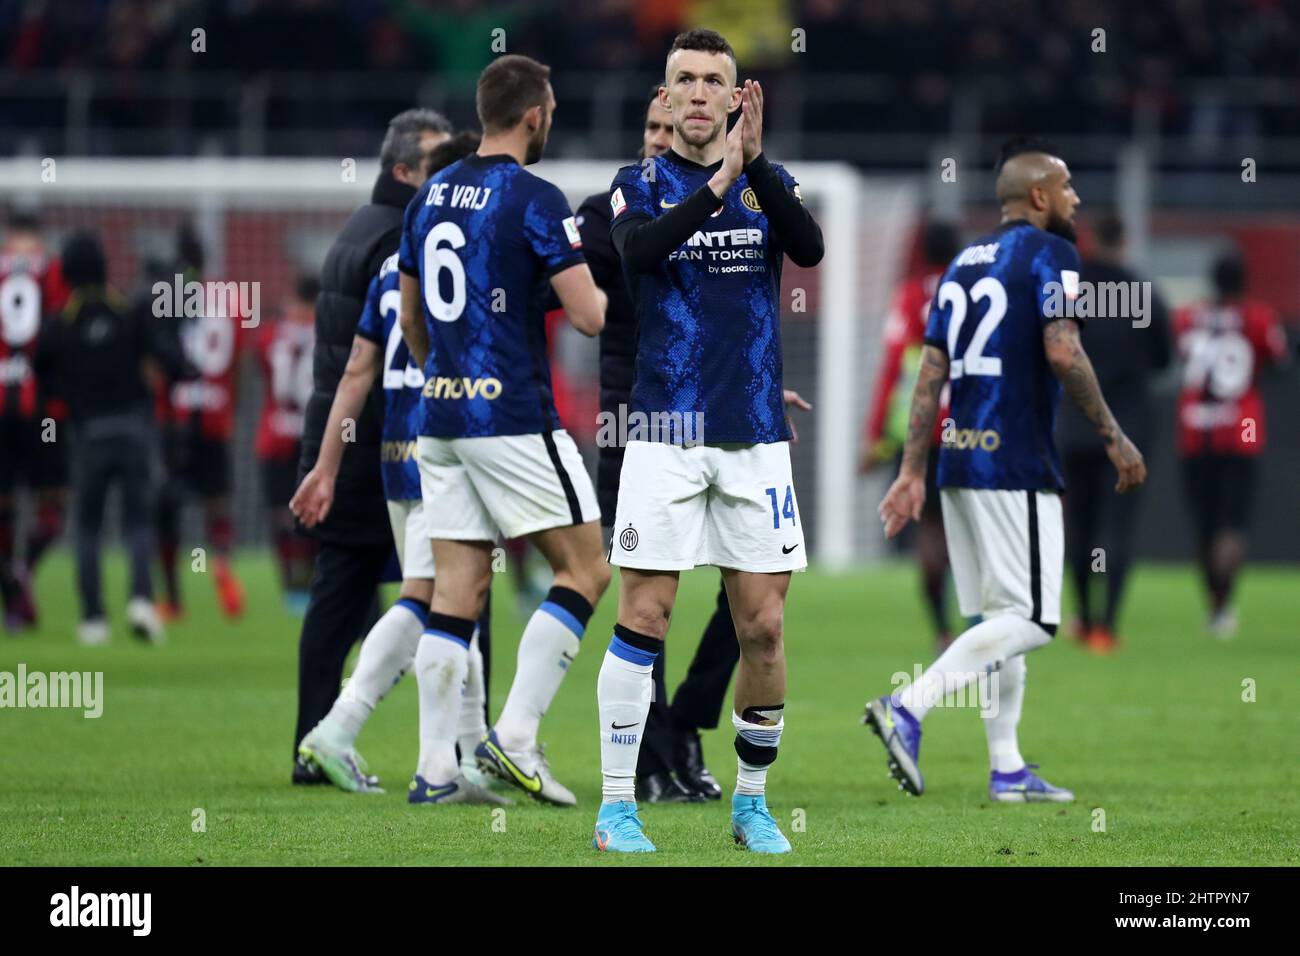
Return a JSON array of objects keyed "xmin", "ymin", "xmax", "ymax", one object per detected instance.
[
  {"xmin": 152, "ymin": 225, "xmax": 247, "ymax": 622},
  {"xmin": 861, "ymin": 221, "xmax": 961, "ymax": 653},
  {"xmin": 34, "ymin": 231, "xmax": 186, "ymax": 645},
  {"xmin": 255, "ymin": 275, "xmax": 320, "ymax": 615},
  {"xmin": 0, "ymin": 211, "xmax": 70, "ymax": 633},
  {"xmin": 1057, "ymin": 212, "xmax": 1171, "ymax": 654},
  {"xmin": 1174, "ymin": 252, "xmax": 1287, "ymax": 639},
  {"xmin": 290, "ymin": 107, "xmax": 452, "ymax": 786}
]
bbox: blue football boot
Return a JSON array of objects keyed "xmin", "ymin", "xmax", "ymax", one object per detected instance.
[
  {"xmin": 863, "ymin": 695, "xmax": 924, "ymax": 795},
  {"xmin": 592, "ymin": 800, "xmax": 656, "ymax": 853},
  {"xmin": 731, "ymin": 793, "xmax": 791, "ymax": 854},
  {"xmin": 989, "ymin": 764, "xmax": 1074, "ymax": 803}
]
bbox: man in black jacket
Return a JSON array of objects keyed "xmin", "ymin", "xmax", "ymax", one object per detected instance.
[
  {"xmin": 1057, "ymin": 211, "xmax": 1171, "ymax": 653},
  {"xmin": 292, "ymin": 108, "xmax": 451, "ymax": 783}
]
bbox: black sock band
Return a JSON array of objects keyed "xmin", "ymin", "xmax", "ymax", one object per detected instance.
[
  {"xmin": 734, "ymin": 735, "xmax": 778, "ymax": 767},
  {"xmin": 613, "ymin": 622, "xmax": 661, "ymax": 654},
  {"xmin": 544, "ymin": 585, "xmax": 594, "ymax": 628},
  {"xmin": 425, "ymin": 611, "xmax": 476, "ymax": 643}
]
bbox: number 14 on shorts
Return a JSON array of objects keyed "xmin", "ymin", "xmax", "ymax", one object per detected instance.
[{"xmin": 765, "ymin": 485, "xmax": 797, "ymax": 529}]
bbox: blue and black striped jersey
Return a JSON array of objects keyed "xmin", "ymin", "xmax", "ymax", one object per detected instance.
[
  {"xmin": 398, "ymin": 153, "xmax": 585, "ymax": 439},
  {"xmin": 923, "ymin": 220, "xmax": 1082, "ymax": 491}
]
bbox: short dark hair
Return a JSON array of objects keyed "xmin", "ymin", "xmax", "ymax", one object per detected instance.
[
  {"xmin": 380, "ymin": 108, "xmax": 452, "ymax": 174},
  {"xmin": 646, "ymin": 83, "xmax": 662, "ymax": 110},
  {"xmin": 922, "ymin": 221, "xmax": 960, "ymax": 267},
  {"xmin": 996, "ymin": 135, "xmax": 1060, "ymax": 172},
  {"xmin": 1212, "ymin": 252, "xmax": 1246, "ymax": 299},
  {"xmin": 295, "ymin": 274, "xmax": 321, "ymax": 304},
  {"xmin": 1094, "ymin": 211, "xmax": 1124, "ymax": 250},
  {"xmin": 476, "ymin": 55, "xmax": 551, "ymax": 134},
  {"xmin": 62, "ymin": 231, "xmax": 106, "ymax": 288},
  {"xmin": 425, "ymin": 131, "xmax": 482, "ymax": 178},
  {"xmin": 667, "ymin": 28, "xmax": 737, "ymax": 79}
]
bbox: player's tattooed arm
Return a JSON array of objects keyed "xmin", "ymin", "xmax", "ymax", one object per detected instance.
[
  {"xmin": 900, "ymin": 344, "xmax": 949, "ymax": 477},
  {"xmin": 1043, "ymin": 318, "xmax": 1119, "ymax": 443},
  {"xmin": 880, "ymin": 344, "xmax": 945, "ymax": 537},
  {"xmin": 1043, "ymin": 318, "xmax": 1147, "ymax": 492},
  {"xmin": 398, "ymin": 272, "xmax": 429, "ymax": 368}
]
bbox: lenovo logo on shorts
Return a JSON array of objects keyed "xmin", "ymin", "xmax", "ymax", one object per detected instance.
[{"xmin": 421, "ymin": 376, "xmax": 503, "ymax": 400}]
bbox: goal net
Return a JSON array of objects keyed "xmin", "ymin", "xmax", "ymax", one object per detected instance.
[{"xmin": 0, "ymin": 157, "xmax": 918, "ymax": 567}]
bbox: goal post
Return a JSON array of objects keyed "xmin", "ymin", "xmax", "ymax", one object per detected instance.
[{"xmin": 0, "ymin": 157, "xmax": 918, "ymax": 566}]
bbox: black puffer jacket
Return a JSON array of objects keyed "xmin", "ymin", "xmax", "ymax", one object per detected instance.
[{"xmin": 297, "ymin": 173, "xmax": 414, "ymax": 545}]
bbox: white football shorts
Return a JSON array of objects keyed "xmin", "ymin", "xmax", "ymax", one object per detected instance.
[
  {"xmin": 416, "ymin": 430, "xmax": 600, "ymax": 541},
  {"xmin": 609, "ymin": 440, "xmax": 807, "ymax": 573},
  {"xmin": 386, "ymin": 498, "xmax": 435, "ymax": 580},
  {"xmin": 939, "ymin": 487, "xmax": 1063, "ymax": 630}
]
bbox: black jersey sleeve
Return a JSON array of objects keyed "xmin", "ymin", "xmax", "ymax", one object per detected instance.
[
  {"xmin": 744, "ymin": 154, "xmax": 824, "ymax": 268},
  {"xmin": 611, "ymin": 184, "xmax": 724, "ymax": 273}
]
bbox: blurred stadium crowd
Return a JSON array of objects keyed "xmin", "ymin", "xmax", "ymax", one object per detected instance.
[{"xmin": 2, "ymin": 0, "xmax": 1298, "ymax": 159}]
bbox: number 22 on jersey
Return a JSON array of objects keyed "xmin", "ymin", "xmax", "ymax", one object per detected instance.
[{"xmin": 937, "ymin": 277, "xmax": 1007, "ymax": 379}]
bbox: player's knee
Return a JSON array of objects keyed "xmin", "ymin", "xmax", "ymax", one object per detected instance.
[
  {"xmin": 735, "ymin": 607, "xmax": 784, "ymax": 662},
  {"xmin": 620, "ymin": 600, "xmax": 671, "ymax": 640},
  {"xmin": 435, "ymin": 570, "xmax": 491, "ymax": 619},
  {"xmin": 553, "ymin": 556, "xmax": 610, "ymax": 608}
]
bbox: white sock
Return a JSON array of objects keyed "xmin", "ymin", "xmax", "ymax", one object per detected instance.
[
  {"xmin": 321, "ymin": 599, "xmax": 424, "ymax": 747},
  {"xmin": 733, "ymin": 707, "xmax": 784, "ymax": 796},
  {"xmin": 457, "ymin": 630, "xmax": 488, "ymax": 764},
  {"xmin": 896, "ymin": 614, "xmax": 1050, "ymax": 721},
  {"xmin": 415, "ymin": 630, "xmax": 470, "ymax": 784},
  {"xmin": 598, "ymin": 633, "xmax": 657, "ymax": 804},
  {"xmin": 983, "ymin": 652, "xmax": 1027, "ymax": 773},
  {"xmin": 494, "ymin": 590, "xmax": 588, "ymax": 752}
]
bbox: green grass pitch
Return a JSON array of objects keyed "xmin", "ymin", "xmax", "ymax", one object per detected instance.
[{"xmin": 1, "ymin": 550, "xmax": 1296, "ymax": 866}]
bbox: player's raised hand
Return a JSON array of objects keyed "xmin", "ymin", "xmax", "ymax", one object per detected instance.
[
  {"xmin": 712, "ymin": 102, "xmax": 745, "ymax": 197},
  {"xmin": 1108, "ymin": 433, "xmax": 1147, "ymax": 493},
  {"xmin": 740, "ymin": 80, "xmax": 763, "ymax": 165},
  {"xmin": 290, "ymin": 467, "xmax": 335, "ymax": 529},
  {"xmin": 878, "ymin": 471, "xmax": 925, "ymax": 539}
]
